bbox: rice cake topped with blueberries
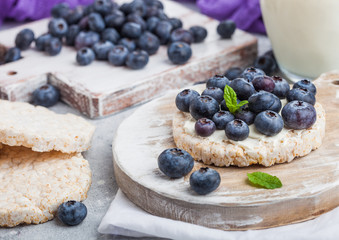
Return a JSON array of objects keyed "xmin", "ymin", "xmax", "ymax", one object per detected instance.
[
  {"xmin": 0, "ymin": 100, "xmax": 95, "ymax": 153},
  {"xmin": 173, "ymin": 70, "xmax": 326, "ymax": 167}
]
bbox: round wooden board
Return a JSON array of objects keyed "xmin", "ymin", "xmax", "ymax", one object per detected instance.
[{"xmin": 113, "ymin": 72, "xmax": 339, "ymax": 230}]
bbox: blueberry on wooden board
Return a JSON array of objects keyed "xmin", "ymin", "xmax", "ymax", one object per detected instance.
[
  {"xmin": 190, "ymin": 168, "xmax": 221, "ymax": 195},
  {"xmin": 33, "ymin": 84, "xmax": 60, "ymax": 107}
]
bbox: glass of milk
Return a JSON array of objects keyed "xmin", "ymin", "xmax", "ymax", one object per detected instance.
[{"xmin": 260, "ymin": 0, "xmax": 339, "ymax": 81}]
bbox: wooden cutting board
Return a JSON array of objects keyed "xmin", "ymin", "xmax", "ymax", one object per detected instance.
[
  {"xmin": 113, "ymin": 71, "xmax": 339, "ymax": 230},
  {"xmin": 0, "ymin": 0, "xmax": 257, "ymax": 118}
]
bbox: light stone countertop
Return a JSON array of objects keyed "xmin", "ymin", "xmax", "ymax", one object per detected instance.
[{"xmin": 0, "ymin": 17, "xmax": 271, "ymax": 240}]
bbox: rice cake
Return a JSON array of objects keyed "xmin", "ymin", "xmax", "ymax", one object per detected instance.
[
  {"xmin": 0, "ymin": 145, "xmax": 92, "ymax": 227},
  {"xmin": 0, "ymin": 100, "xmax": 95, "ymax": 153}
]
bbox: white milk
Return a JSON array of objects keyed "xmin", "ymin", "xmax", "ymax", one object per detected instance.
[{"xmin": 260, "ymin": 0, "xmax": 339, "ymax": 79}]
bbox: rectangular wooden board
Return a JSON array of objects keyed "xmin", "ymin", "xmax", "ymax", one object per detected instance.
[{"xmin": 0, "ymin": 0, "xmax": 257, "ymax": 118}]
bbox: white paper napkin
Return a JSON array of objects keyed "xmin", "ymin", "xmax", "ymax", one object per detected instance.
[{"xmin": 98, "ymin": 189, "xmax": 339, "ymax": 240}]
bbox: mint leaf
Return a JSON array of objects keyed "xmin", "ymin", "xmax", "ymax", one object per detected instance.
[
  {"xmin": 247, "ymin": 172, "xmax": 282, "ymax": 189},
  {"xmin": 223, "ymin": 85, "xmax": 249, "ymax": 114}
]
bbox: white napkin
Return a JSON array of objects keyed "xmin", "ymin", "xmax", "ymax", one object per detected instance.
[{"xmin": 98, "ymin": 189, "xmax": 339, "ymax": 240}]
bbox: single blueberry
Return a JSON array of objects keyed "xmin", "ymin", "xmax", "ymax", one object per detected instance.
[
  {"xmin": 241, "ymin": 67, "xmax": 265, "ymax": 82},
  {"xmin": 144, "ymin": 0, "xmax": 164, "ymax": 9},
  {"xmin": 195, "ymin": 118, "xmax": 216, "ymax": 137},
  {"xmin": 76, "ymin": 47, "xmax": 95, "ymax": 66},
  {"xmin": 254, "ymin": 54, "xmax": 277, "ymax": 75},
  {"xmin": 248, "ymin": 91, "xmax": 282, "ymax": 113},
  {"xmin": 252, "ymin": 75, "xmax": 275, "ymax": 92},
  {"xmin": 92, "ymin": 41, "xmax": 115, "ymax": 60},
  {"xmin": 234, "ymin": 106, "xmax": 256, "ymax": 125},
  {"xmin": 108, "ymin": 45, "xmax": 129, "ymax": 66},
  {"xmin": 105, "ymin": 10, "xmax": 126, "ymax": 29},
  {"xmin": 175, "ymin": 89, "xmax": 200, "ymax": 112},
  {"xmin": 65, "ymin": 6, "xmax": 84, "ymax": 25},
  {"xmin": 155, "ymin": 20, "xmax": 173, "ymax": 44},
  {"xmin": 128, "ymin": 0, "xmax": 147, "ymax": 17},
  {"xmin": 189, "ymin": 95, "xmax": 220, "ymax": 120},
  {"xmin": 157, "ymin": 148, "xmax": 194, "ymax": 178},
  {"xmin": 125, "ymin": 50, "xmax": 149, "ymax": 69},
  {"xmin": 51, "ymin": 3, "xmax": 70, "ymax": 18},
  {"xmin": 293, "ymin": 79, "xmax": 317, "ymax": 95},
  {"xmin": 83, "ymin": 4, "xmax": 95, "ymax": 16},
  {"xmin": 4, "ymin": 47, "xmax": 21, "ymax": 63},
  {"xmin": 212, "ymin": 110, "xmax": 235, "ymax": 130},
  {"xmin": 101, "ymin": 28, "xmax": 120, "ymax": 44},
  {"xmin": 33, "ymin": 84, "xmax": 60, "ymax": 107},
  {"xmin": 167, "ymin": 41, "xmax": 192, "ymax": 65},
  {"xmin": 206, "ymin": 75, "xmax": 230, "ymax": 91},
  {"xmin": 189, "ymin": 26, "xmax": 208, "ymax": 43},
  {"xmin": 254, "ymin": 110, "xmax": 284, "ymax": 136},
  {"xmin": 286, "ymin": 88, "xmax": 316, "ymax": 105},
  {"xmin": 120, "ymin": 3, "xmax": 133, "ymax": 15},
  {"xmin": 225, "ymin": 119, "xmax": 249, "ymax": 141},
  {"xmin": 202, "ymin": 87, "xmax": 224, "ymax": 103},
  {"xmin": 271, "ymin": 76, "xmax": 290, "ymax": 99},
  {"xmin": 224, "ymin": 67, "xmax": 243, "ymax": 80},
  {"xmin": 127, "ymin": 13, "xmax": 147, "ymax": 31},
  {"xmin": 48, "ymin": 18, "xmax": 69, "ymax": 38},
  {"xmin": 146, "ymin": 17, "xmax": 160, "ymax": 32},
  {"xmin": 88, "ymin": 13, "xmax": 106, "ymax": 32},
  {"xmin": 45, "ymin": 37, "xmax": 62, "ymax": 56},
  {"xmin": 137, "ymin": 32, "xmax": 160, "ymax": 55},
  {"xmin": 217, "ymin": 20, "xmax": 236, "ymax": 39},
  {"xmin": 93, "ymin": 0, "xmax": 114, "ymax": 15},
  {"xmin": 229, "ymin": 78, "xmax": 256, "ymax": 100},
  {"xmin": 190, "ymin": 167, "xmax": 221, "ymax": 195},
  {"xmin": 121, "ymin": 22, "xmax": 142, "ymax": 39},
  {"xmin": 75, "ymin": 31, "xmax": 100, "ymax": 50},
  {"xmin": 169, "ymin": 28, "xmax": 193, "ymax": 45},
  {"xmin": 57, "ymin": 200, "xmax": 87, "ymax": 226},
  {"xmin": 145, "ymin": 6, "xmax": 161, "ymax": 19},
  {"xmin": 168, "ymin": 18, "xmax": 183, "ymax": 30},
  {"xmin": 15, "ymin": 28, "xmax": 35, "ymax": 50},
  {"xmin": 78, "ymin": 16, "xmax": 90, "ymax": 30},
  {"xmin": 65, "ymin": 25, "xmax": 80, "ymax": 46},
  {"xmin": 35, "ymin": 34, "xmax": 52, "ymax": 51},
  {"xmin": 281, "ymin": 101, "xmax": 317, "ymax": 130},
  {"xmin": 118, "ymin": 38, "xmax": 136, "ymax": 52}
]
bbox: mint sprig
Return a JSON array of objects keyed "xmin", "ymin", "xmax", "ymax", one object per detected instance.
[
  {"xmin": 223, "ymin": 85, "xmax": 248, "ymax": 114},
  {"xmin": 247, "ymin": 172, "xmax": 282, "ymax": 189}
]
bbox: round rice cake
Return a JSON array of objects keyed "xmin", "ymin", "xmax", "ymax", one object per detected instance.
[
  {"xmin": 0, "ymin": 145, "xmax": 92, "ymax": 227},
  {"xmin": 173, "ymin": 85, "xmax": 326, "ymax": 167}
]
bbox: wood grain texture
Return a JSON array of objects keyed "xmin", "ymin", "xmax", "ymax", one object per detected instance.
[
  {"xmin": 0, "ymin": 0, "xmax": 257, "ymax": 118},
  {"xmin": 113, "ymin": 71, "xmax": 339, "ymax": 230}
]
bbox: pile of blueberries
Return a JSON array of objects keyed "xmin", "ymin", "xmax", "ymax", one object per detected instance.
[{"xmin": 176, "ymin": 67, "xmax": 318, "ymax": 141}]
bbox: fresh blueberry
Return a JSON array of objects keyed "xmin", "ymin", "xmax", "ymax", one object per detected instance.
[
  {"xmin": 101, "ymin": 28, "xmax": 120, "ymax": 45},
  {"xmin": 157, "ymin": 148, "xmax": 194, "ymax": 178},
  {"xmin": 189, "ymin": 26, "xmax": 208, "ymax": 43},
  {"xmin": 156, "ymin": 9, "xmax": 168, "ymax": 20},
  {"xmin": 93, "ymin": 0, "xmax": 114, "ymax": 15},
  {"xmin": 83, "ymin": 4, "xmax": 95, "ymax": 16},
  {"xmin": 254, "ymin": 54, "xmax": 277, "ymax": 75},
  {"xmin": 224, "ymin": 67, "xmax": 243, "ymax": 80},
  {"xmin": 92, "ymin": 41, "xmax": 114, "ymax": 60},
  {"xmin": 137, "ymin": 32, "xmax": 160, "ymax": 55},
  {"xmin": 127, "ymin": 13, "xmax": 147, "ymax": 31},
  {"xmin": 118, "ymin": 38, "xmax": 136, "ymax": 52},
  {"xmin": 271, "ymin": 76, "xmax": 290, "ymax": 99},
  {"xmin": 144, "ymin": 0, "xmax": 164, "ymax": 9},
  {"xmin": 281, "ymin": 101, "xmax": 317, "ymax": 130},
  {"xmin": 105, "ymin": 10, "xmax": 126, "ymax": 29},
  {"xmin": 217, "ymin": 20, "xmax": 236, "ymax": 39},
  {"xmin": 51, "ymin": 3, "xmax": 70, "ymax": 18},
  {"xmin": 202, "ymin": 87, "xmax": 224, "ymax": 103},
  {"xmin": 248, "ymin": 91, "xmax": 282, "ymax": 114},
  {"xmin": 88, "ymin": 13, "xmax": 106, "ymax": 32},
  {"xmin": 146, "ymin": 16, "xmax": 160, "ymax": 32},
  {"xmin": 234, "ymin": 106, "xmax": 256, "ymax": 125},
  {"xmin": 225, "ymin": 119, "xmax": 249, "ymax": 141},
  {"xmin": 212, "ymin": 110, "xmax": 235, "ymax": 130},
  {"xmin": 108, "ymin": 45, "xmax": 129, "ymax": 66},
  {"xmin": 78, "ymin": 16, "xmax": 90, "ymax": 30},
  {"xmin": 121, "ymin": 22, "xmax": 142, "ymax": 39},
  {"xmin": 189, "ymin": 95, "xmax": 219, "ymax": 120},
  {"xmin": 206, "ymin": 75, "xmax": 230, "ymax": 91},
  {"xmin": 45, "ymin": 37, "xmax": 62, "ymax": 56},
  {"xmin": 15, "ymin": 28, "xmax": 35, "ymax": 50},
  {"xmin": 241, "ymin": 67, "xmax": 265, "ymax": 82},
  {"xmin": 286, "ymin": 88, "xmax": 316, "ymax": 105},
  {"xmin": 195, "ymin": 118, "xmax": 216, "ymax": 137},
  {"xmin": 57, "ymin": 200, "xmax": 87, "ymax": 226},
  {"xmin": 167, "ymin": 42, "xmax": 192, "ymax": 65},
  {"xmin": 145, "ymin": 6, "xmax": 161, "ymax": 19},
  {"xmin": 254, "ymin": 110, "xmax": 284, "ymax": 136},
  {"xmin": 293, "ymin": 79, "xmax": 317, "ymax": 95},
  {"xmin": 128, "ymin": 0, "xmax": 147, "ymax": 17},
  {"xmin": 4, "ymin": 47, "xmax": 21, "ymax": 63},
  {"xmin": 35, "ymin": 33, "xmax": 52, "ymax": 51},
  {"xmin": 252, "ymin": 75, "xmax": 275, "ymax": 92},
  {"xmin": 175, "ymin": 89, "xmax": 200, "ymax": 112},
  {"xmin": 125, "ymin": 50, "xmax": 149, "ymax": 69},
  {"xmin": 169, "ymin": 28, "xmax": 193, "ymax": 45},
  {"xmin": 190, "ymin": 167, "xmax": 220, "ymax": 195},
  {"xmin": 120, "ymin": 3, "xmax": 133, "ymax": 15},
  {"xmin": 65, "ymin": 25, "xmax": 80, "ymax": 46},
  {"xmin": 48, "ymin": 18, "xmax": 68, "ymax": 38},
  {"xmin": 168, "ymin": 18, "xmax": 183, "ymax": 30},
  {"xmin": 65, "ymin": 6, "xmax": 84, "ymax": 25},
  {"xmin": 33, "ymin": 84, "xmax": 60, "ymax": 107},
  {"xmin": 229, "ymin": 78, "xmax": 256, "ymax": 100},
  {"xmin": 155, "ymin": 20, "xmax": 173, "ymax": 44},
  {"xmin": 75, "ymin": 31, "xmax": 100, "ymax": 50},
  {"xmin": 76, "ymin": 47, "xmax": 95, "ymax": 66}
]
